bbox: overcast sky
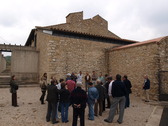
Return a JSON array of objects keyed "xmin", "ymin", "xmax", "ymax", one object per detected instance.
[{"xmin": 0, "ymin": 0, "xmax": 168, "ymax": 46}]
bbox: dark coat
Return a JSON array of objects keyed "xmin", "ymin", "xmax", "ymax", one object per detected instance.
[
  {"xmin": 85, "ymin": 75, "xmax": 91, "ymax": 82},
  {"xmin": 112, "ymin": 80, "xmax": 127, "ymax": 98},
  {"xmin": 60, "ymin": 88, "xmax": 70, "ymax": 103},
  {"xmin": 143, "ymin": 79, "xmax": 150, "ymax": 90},
  {"xmin": 104, "ymin": 81, "xmax": 110, "ymax": 94},
  {"xmin": 95, "ymin": 84, "xmax": 106, "ymax": 100},
  {"xmin": 70, "ymin": 87, "xmax": 87, "ymax": 109},
  {"xmin": 123, "ymin": 79, "xmax": 132, "ymax": 94},
  {"xmin": 46, "ymin": 84, "xmax": 59, "ymax": 103},
  {"xmin": 10, "ymin": 80, "xmax": 18, "ymax": 93}
]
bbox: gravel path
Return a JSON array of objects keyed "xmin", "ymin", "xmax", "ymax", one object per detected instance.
[{"xmin": 0, "ymin": 87, "xmax": 154, "ymax": 126}]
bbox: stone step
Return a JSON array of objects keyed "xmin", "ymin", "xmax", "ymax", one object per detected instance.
[
  {"xmin": 0, "ymin": 80, "xmax": 11, "ymax": 85},
  {"xmin": 0, "ymin": 81, "xmax": 39, "ymax": 85},
  {"xmin": 146, "ymin": 106, "xmax": 163, "ymax": 126},
  {"xmin": 1, "ymin": 69, "xmax": 11, "ymax": 73},
  {"xmin": 0, "ymin": 76, "xmax": 11, "ymax": 84},
  {"xmin": 0, "ymin": 75, "xmax": 11, "ymax": 77},
  {"xmin": 0, "ymin": 75, "xmax": 39, "ymax": 88},
  {"xmin": 0, "ymin": 83, "xmax": 40, "ymax": 88},
  {"xmin": 159, "ymin": 106, "xmax": 168, "ymax": 126},
  {"xmin": 1, "ymin": 66, "xmax": 11, "ymax": 73}
]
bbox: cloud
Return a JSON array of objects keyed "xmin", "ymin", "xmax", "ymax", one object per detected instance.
[
  {"xmin": 105, "ymin": 0, "xmax": 168, "ymax": 41},
  {"xmin": 0, "ymin": 0, "xmax": 167, "ymax": 45}
]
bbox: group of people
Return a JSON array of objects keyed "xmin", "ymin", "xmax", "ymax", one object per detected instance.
[
  {"xmin": 39, "ymin": 71, "xmax": 135, "ymax": 125},
  {"xmin": 8, "ymin": 71, "xmax": 150, "ymax": 126},
  {"xmin": 41, "ymin": 73, "xmax": 87, "ymax": 125}
]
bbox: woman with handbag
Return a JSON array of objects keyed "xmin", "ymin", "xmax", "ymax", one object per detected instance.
[
  {"xmin": 40, "ymin": 73, "xmax": 47, "ymax": 104},
  {"xmin": 10, "ymin": 75, "xmax": 19, "ymax": 107}
]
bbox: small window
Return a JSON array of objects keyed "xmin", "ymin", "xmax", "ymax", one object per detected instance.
[{"xmin": 43, "ymin": 30, "xmax": 53, "ymax": 35}]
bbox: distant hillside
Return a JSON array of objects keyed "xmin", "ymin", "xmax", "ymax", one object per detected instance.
[{"xmin": 5, "ymin": 56, "xmax": 11, "ymax": 66}]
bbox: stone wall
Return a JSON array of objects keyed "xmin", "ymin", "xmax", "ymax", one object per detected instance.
[
  {"xmin": 36, "ymin": 31, "xmax": 51, "ymax": 82},
  {"xmin": 0, "ymin": 52, "xmax": 6, "ymax": 73},
  {"xmin": 108, "ymin": 42, "xmax": 160, "ymax": 100},
  {"xmin": 36, "ymin": 31, "xmax": 121, "ymax": 83},
  {"xmin": 34, "ymin": 12, "xmax": 126, "ymax": 83},
  {"xmin": 66, "ymin": 11, "xmax": 83, "ymax": 23},
  {"xmin": 158, "ymin": 37, "xmax": 168, "ymax": 71},
  {"xmin": 11, "ymin": 50, "xmax": 39, "ymax": 83},
  {"xmin": 11, "ymin": 50, "xmax": 39, "ymax": 73},
  {"xmin": 158, "ymin": 37, "xmax": 168, "ymax": 97}
]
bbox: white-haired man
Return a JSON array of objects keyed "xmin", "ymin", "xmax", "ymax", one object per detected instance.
[{"xmin": 70, "ymin": 82, "xmax": 87, "ymax": 126}]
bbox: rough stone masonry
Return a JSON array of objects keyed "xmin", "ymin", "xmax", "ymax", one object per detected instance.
[{"xmin": 24, "ymin": 11, "xmax": 168, "ymax": 100}]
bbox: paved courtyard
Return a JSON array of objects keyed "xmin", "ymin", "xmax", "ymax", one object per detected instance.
[{"xmin": 0, "ymin": 87, "xmax": 162, "ymax": 126}]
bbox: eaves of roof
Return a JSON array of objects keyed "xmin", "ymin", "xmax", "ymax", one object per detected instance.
[
  {"xmin": 36, "ymin": 26, "xmax": 138, "ymax": 44},
  {"xmin": 25, "ymin": 29, "xmax": 36, "ymax": 46},
  {"xmin": 110, "ymin": 36, "xmax": 167, "ymax": 51}
]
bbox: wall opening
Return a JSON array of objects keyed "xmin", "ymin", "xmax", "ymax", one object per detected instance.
[{"xmin": 1, "ymin": 51, "xmax": 12, "ymax": 74}]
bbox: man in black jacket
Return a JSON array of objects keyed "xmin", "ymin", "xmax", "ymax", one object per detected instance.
[
  {"xmin": 143, "ymin": 75, "xmax": 150, "ymax": 102},
  {"xmin": 70, "ymin": 81, "xmax": 87, "ymax": 126},
  {"xmin": 46, "ymin": 80, "xmax": 59, "ymax": 124},
  {"xmin": 123, "ymin": 75, "xmax": 132, "ymax": 108},
  {"xmin": 104, "ymin": 74, "xmax": 127, "ymax": 124}
]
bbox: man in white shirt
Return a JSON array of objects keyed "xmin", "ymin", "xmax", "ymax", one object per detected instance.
[
  {"xmin": 77, "ymin": 71, "xmax": 83, "ymax": 83},
  {"xmin": 108, "ymin": 77, "xmax": 114, "ymax": 103}
]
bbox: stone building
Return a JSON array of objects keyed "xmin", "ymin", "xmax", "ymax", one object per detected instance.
[
  {"xmin": 25, "ymin": 11, "xmax": 136, "ymax": 81},
  {"xmin": 24, "ymin": 11, "xmax": 168, "ymax": 100}
]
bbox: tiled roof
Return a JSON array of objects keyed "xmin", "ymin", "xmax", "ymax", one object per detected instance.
[
  {"xmin": 140, "ymin": 37, "xmax": 165, "ymax": 43},
  {"xmin": 36, "ymin": 26, "xmax": 137, "ymax": 43},
  {"xmin": 111, "ymin": 36, "xmax": 167, "ymax": 51}
]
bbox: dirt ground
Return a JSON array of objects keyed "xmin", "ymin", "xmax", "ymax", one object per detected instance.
[{"xmin": 0, "ymin": 87, "xmax": 154, "ymax": 126}]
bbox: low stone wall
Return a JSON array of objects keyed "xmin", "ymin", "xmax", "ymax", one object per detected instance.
[
  {"xmin": 11, "ymin": 50, "xmax": 39, "ymax": 73},
  {"xmin": 108, "ymin": 42, "xmax": 160, "ymax": 100},
  {"xmin": 11, "ymin": 50, "xmax": 39, "ymax": 84}
]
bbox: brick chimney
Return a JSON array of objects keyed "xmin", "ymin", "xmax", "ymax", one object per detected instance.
[
  {"xmin": 66, "ymin": 11, "xmax": 83, "ymax": 23},
  {"xmin": 92, "ymin": 15, "xmax": 108, "ymax": 29}
]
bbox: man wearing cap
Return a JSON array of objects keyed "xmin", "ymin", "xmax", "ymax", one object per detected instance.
[
  {"xmin": 66, "ymin": 73, "xmax": 71, "ymax": 81},
  {"xmin": 70, "ymin": 81, "xmax": 87, "ymax": 126}
]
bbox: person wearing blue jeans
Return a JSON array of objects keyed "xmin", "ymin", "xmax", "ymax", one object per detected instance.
[
  {"xmin": 59, "ymin": 82, "xmax": 70, "ymax": 123},
  {"xmin": 61, "ymin": 102, "xmax": 69, "ymax": 122},
  {"xmin": 88, "ymin": 82, "xmax": 99, "ymax": 120}
]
